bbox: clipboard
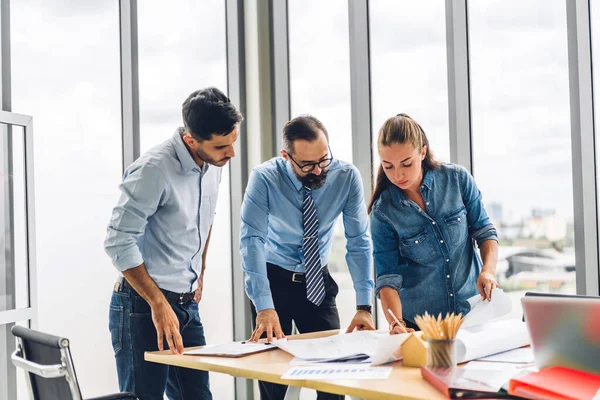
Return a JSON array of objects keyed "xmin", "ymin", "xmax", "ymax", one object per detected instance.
[{"xmin": 183, "ymin": 341, "xmax": 277, "ymax": 358}]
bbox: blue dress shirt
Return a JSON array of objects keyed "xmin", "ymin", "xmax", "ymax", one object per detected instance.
[
  {"xmin": 104, "ymin": 129, "xmax": 221, "ymax": 293},
  {"xmin": 370, "ymin": 163, "xmax": 498, "ymax": 323},
  {"xmin": 240, "ymin": 157, "xmax": 374, "ymax": 312}
]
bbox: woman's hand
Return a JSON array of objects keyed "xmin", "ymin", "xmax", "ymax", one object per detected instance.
[{"xmin": 476, "ymin": 269, "xmax": 498, "ymax": 301}]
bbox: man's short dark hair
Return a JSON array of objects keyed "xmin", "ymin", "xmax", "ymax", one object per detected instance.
[
  {"xmin": 182, "ymin": 87, "xmax": 243, "ymax": 141},
  {"xmin": 282, "ymin": 115, "xmax": 329, "ymax": 154}
]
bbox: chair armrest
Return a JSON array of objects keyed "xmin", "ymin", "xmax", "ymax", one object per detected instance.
[
  {"xmin": 86, "ymin": 393, "xmax": 138, "ymax": 400},
  {"xmin": 11, "ymin": 349, "xmax": 66, "ymax": 378}
]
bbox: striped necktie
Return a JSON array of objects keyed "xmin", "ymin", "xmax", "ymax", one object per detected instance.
[{"xmin": 302, "ymin": 186, "xmax": 325, "ymax": 306}]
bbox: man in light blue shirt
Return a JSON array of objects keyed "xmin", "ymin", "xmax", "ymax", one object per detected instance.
[
  {"xmin": 240, "ymin": 115, "xmax": 374, "ymax": 400},
  {"xmin": 104, "ymin": 87, "xmax": 242, "ymax": 400}
]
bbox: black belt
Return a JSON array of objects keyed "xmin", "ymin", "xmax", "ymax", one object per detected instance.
[
  {"xmin": 266, "ymin": 263, "xmax": 328, "ymax": 283},
  {"xmin": 116, "ymin": 277, "xmax": 196, "ymax": 304}
]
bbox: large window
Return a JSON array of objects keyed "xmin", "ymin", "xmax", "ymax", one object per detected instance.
[
  {"xmin": 469, "ymin": 0, "xmax": 575, "ymax": 318},
  {"xmin": 369, "ymin": 0, "xmax": 450, "ymax": 329},
  {"xmin": 137, "ymin": 1, "xmax": 233, "ymax": 398},
  {"xmin": 289, "ymin": 0, "xmax": 356, "ymax": 333},
  {"xmin": 11, "ymin": 1, "xmax": 122, "ymax": 397}
]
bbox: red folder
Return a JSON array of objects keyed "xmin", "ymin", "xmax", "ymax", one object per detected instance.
[{"xmin": 508, "ymin": 366, "xmax": 600, "ymax": 400}]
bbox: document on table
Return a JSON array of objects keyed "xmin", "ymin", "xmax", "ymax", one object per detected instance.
[
  {"xmin": 183, "ymin": 341, "xmax": 276, "ymax": 357},
  {"xmin": 273, "ymin": 330, "xmax": 410, "ymax": 365},
  {"xmin": 476, "ymin": 347, "xmax": 534, "ymax": 364},
  {"xmin": 456, "ymin": 319, "xmax": 530, "ymax": 363},
  {"xmin": 282, "ymin": 364, "xmax": 392, "ymax": 380}
]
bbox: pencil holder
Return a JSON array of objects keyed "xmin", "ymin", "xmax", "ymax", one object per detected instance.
[{"xmin": 425, "ymin": 338, "xmax": 457, "ymax": 369}]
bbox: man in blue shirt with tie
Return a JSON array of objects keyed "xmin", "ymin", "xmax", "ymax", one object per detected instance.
[
  {"xmin": 240, "ymin": 115, "xmax": 374, "ymax": 400},
  {"xmin": 105, "ymin": 87, "xmax": 242, "ymax": 400}
]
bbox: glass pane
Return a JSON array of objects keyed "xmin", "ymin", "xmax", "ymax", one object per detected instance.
[
  {"xmin": 137, "ymin": 1, "xmax": 233, "ymax": 396},
  {"xmin": 469, "ymin": 0, "xmax": 575, "ymax": 318},
  {"xmin": 138, "ymin": 0, "xmax": 228, "ymax": 153},
  {"xmin": 369, "ymin": 0, "xmax": 450, "ymax": 330},
  {"xmin": 12, "ymin": 1, "xmax": 122, "ymax": 397},
  {"xmin": 0, "ymin": 125, "xmax": 28, "ymax": 312},
  {"xmin": 289, "ymin": 0, "xmax": 356, "ymax": 336}
]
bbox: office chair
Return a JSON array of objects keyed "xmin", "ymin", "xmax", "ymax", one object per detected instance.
[{"xmin": 11, "ymin": 325, "xmax": 138, "ymax": 400}]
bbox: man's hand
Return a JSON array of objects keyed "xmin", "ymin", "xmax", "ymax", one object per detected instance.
[
  {"xmin": 151, "ymin": 301, "xmax": 183, "ymax": 354},
  {"xmin": 345, "ymin": 310, "xmax": 375, "ymax": 333},
  {"xmin": 194, "ymin": 274, "xmax": 204, "ymax": 303},
  {"xmin": 250, "ymin": 309, "xmax": 286, "ymax": 342},
  {"xmin": 477, "ymin": 269, "xmax": 499, "ymax": 301}
]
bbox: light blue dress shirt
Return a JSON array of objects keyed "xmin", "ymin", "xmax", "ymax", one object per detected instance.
[
  {"xmin": 104, "ymin": 128, "xmax": 221, "ymax": 293},
  {"xmin": 240, "ymin": 157, "xmax": 374, "ymax": 312}
]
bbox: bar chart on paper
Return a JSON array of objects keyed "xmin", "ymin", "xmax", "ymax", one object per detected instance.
[{"xmin": 282, "ymin": 365, "xmax": 392, "ymax": 380}]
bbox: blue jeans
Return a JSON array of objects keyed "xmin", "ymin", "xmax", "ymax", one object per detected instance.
[{"xmin": 109, "ymin": 284, "xmax": 212, "ymax": 400}]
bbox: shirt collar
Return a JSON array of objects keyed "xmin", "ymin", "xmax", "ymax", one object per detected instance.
[
  {"xmin": 172, "ymin": 128, "xmax": 204, "ymax": 174},
  {"xmin": 284, "ymin": 158, "xmax": 304, "ymax": 191},
  {"xmin": 390, "ymin": 168, "xmax": 434, "ymax": 204},
  {"xmin": 421, "ymin": 168, "xmax": 434, "ymax": 190}
]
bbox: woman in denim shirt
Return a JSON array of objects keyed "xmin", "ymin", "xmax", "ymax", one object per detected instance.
[{"xmin": 369, "ymin": 114, "xmax": 499, "ymax": 334}]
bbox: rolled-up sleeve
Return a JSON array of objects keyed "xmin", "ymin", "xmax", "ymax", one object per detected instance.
[
  {"xmin": 458, "ymin": 166, "xmax": 498, "ymax": 247},
  {"xmin": 342, "ymin": 168, "xmax": 374, "ymax": 306},
  {"xmin": 104, "ymin": 164, "xmax": 168, "ymax": 271},
  {"xmin": 240, "ymin": 170, "xmax": 273, "ymax": 311},
  {"xmin": 370, "ymin": 208, "xmax": 407, "ymax": 297}
]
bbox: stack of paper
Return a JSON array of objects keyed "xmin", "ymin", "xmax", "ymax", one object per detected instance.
[
  {"xmin": 273, "ymin": 330, "xmax": 411, "ymax": 366},
  {"xmin": 454, "ymin": 289, "xmax": 531, "ymax": 363}
]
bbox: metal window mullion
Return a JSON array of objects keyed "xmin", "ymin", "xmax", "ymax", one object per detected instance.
[
  {"xmin": 119, "ymin": 0, "xmax": 140, "ymax": 173},
  {"xmin": 348, "ymin": 0, "xmax": 376, "ymax": 323},
  {"xmin": 566, "ymin": 0, "xmax": 600, "ymax": 296},
  {"xmin": 269, "ymin": 0, "xmax": 290, "ymax": 154},
  {"xmin": 226, "ymin": 1, "xmax": 253, "ymax": 399},
  {"xmin": 445, "ymin": 0, "xmax": 473, "ymax": 173}
]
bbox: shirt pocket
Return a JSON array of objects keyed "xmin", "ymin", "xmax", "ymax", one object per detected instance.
[
  {"xmin": 399, "ymin": 228, "xmax": 437, "ymax": 264},
  {"xmin": 444, "ymin": 206, "xmax": 468, "ymax": 246}
]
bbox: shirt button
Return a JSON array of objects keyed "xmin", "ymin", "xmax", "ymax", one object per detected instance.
[
  {"xmin": 450, "ymin": 293, "xmax": 454, "ymax": 297},
  {"xmin": 446, "ymin": 259, "xmax": 449, "ymax": 262},
  {"xmin": 415, "ymin": 240, "xmax": 419, "ymax": 244},
  {"xmin": 457, "ymin": 217, "xmax": 461, "ymax": 222},
  {"xmin": 432, "ymin": 221, "xmax": 436, "ymax": 225},
  {"xmin": 426, "ymin": 202, "xmax": 430, "ymax": 206},
  {"xmin": 440, "ymin": 240, "xmax": 444, "ymax": 243},
  {"xmin": 446, "ymin": 275, "xmax": 450, "ymax": 278}
]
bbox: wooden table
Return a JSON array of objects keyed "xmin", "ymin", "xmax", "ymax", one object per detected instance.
[{"xmin": 145, "ymin": 330, "xmax": 445, "ymax": 400}]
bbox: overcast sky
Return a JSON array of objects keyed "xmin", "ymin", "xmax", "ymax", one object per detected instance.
[{"xmin": 5, "ymin": 0, "xmax": 595, "ymax": 398}]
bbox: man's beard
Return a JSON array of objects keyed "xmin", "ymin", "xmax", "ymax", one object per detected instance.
[
  {"xmin": 295, "ymin": 169, "xmax": 328, "ymax": 189},
  {"xmin": 195, "ymin": 147, "xmax": 230, "ymax": 167}
]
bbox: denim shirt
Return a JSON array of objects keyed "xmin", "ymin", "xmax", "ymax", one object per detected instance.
[
  {"xmin": 240, "ymin": 157, "xmax": 374, "ymax": 311},
  {"xmin": 370, "ymin": 163, "xmax": 497, "ymax": 323},
  {"xmin": 104, "ymin": 128, "xmax": 221, "ymax": 293}
]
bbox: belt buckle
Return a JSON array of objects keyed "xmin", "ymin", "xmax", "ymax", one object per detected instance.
[{"xmin": 291, "ymin": 273, "xmax": 303, "ymax": 283}]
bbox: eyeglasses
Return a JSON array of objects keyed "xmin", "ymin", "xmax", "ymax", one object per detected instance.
[{"xmin": 286, "ymin": 146, "xmax": 334, "ymax": 173}]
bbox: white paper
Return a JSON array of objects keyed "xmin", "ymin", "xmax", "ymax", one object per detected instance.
[
  {"xmin": 282, "ymin": 364, "xmax": 392, "ymax": 380},
  {"xmin": 183, "ymin": 341, "xmax": 274, "ymax": 356},
  {"xmin": 476, "ymin": 347, "xmax": 535, "ymax": 364},
  {"xmin": 289, "ymin": 356, "xmax": 372, "ymax": 366},
  {"xmin": 274, "ymin": 330, "xmax": 382, "ymax": 362},
  {"xmin": 369, "ymin": 332, "xmax": 411, "ymax": 366},
  {"xmin": 461, "ymin": 288, "xmax": 512, "ymax": 328},
  {"xmin": 458, "ymin": 361, "xmax": 521, "ymax": 392},
  {"xmin": 455, "ymin": 319, "xmax": 531, "ymax": 363}
]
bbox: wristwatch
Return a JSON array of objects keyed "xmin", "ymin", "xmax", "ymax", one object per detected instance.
[{"xmin": 356, "ymin": 305, "xmax": 372, "ymax": 313}]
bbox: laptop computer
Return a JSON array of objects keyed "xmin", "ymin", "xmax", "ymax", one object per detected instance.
[{"xmin": 521, "ymin": 294, "xmax": 600, "ymax": 375}]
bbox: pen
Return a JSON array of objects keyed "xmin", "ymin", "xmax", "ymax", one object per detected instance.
[
  {"xmin": 387, "ymin": 308, "xmax": 407, "ymax": 333},
  {"xmin": 241, "ymin": 341, "xmax": 272, "ymax": 345}
]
